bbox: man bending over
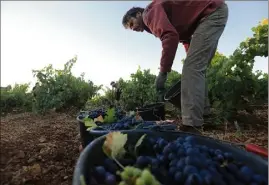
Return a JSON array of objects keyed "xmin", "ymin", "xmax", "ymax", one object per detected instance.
[{"xmin": 122, "ymin": 0, "xmax": 228, "ymax": 133}]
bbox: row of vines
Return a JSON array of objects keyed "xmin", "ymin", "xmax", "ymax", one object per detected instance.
[{"xmin": 1, "ymin": 19, "xmax": 268, "ymax": 123}]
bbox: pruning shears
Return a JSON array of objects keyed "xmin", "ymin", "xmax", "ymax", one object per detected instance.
[
  {"xmin": 238, "ymin": 143, "xmax": 268, "ymax": 158},
  {"xmin": 224, "ymin": 141, "xmax": 268, "ymax": 158}
]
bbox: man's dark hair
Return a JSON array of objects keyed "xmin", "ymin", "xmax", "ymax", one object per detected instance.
[{"xmin": 122, "ymin": 7, "xmax": 145, "ymax": 27}]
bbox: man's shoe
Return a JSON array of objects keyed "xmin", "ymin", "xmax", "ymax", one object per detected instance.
[{"xmin": 178, "ymin": 125, "xmax": 203, "ymax": 135}]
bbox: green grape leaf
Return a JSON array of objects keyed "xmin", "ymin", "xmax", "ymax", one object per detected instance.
[
  {"xmin": 86, "ymin": 124, "xmax": 98, "ymax": 131},
  {"xmin": 84, "ymin": 118, "xmax": 94, "ymax": 126},
  {"xmin": 102, "ymin": 131, "xmax": 127, "ymax": 159},
  {"xmin": 104, "ymin": 108, "xmax": 116, "ymax": 123},
  {"xmin": 83, "ymin": 117, "xmax": 98, "ymax": 130}
]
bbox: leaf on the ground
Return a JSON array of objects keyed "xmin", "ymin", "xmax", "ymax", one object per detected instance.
[
  {"xmin": 245, "ymin": 137, "xmax": 255, "ymax": 143},
  {"xmin": 94, "ymin": 115, "xmax": 104, "ymax": 123},
  {"xmin": 38, "ymin": 136, "xmax": 46, "ymax": 143},
  {"xmin": 103, "ymin": 131, "xmax": 127, "ymax": 159},
  {"xmin": 104, "ymin": 108, "xmax": 116, "ymax": 123},
  {"xmin": 135, "ymin": 134, "xmax": 146, "ymax": 154},
  {"xmin": 23, "ymin": 164, "xmax": 42, "ymax": 177}
]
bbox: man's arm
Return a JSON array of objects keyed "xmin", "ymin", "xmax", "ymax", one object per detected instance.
[{"xmin": 143, "ymin": 5, "xmax": 179, "ymax": 73}]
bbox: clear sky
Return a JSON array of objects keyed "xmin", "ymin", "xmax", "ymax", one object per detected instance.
[{"xmin": 1, "ymin": 1, "xmax": 268, "ymax": 89}]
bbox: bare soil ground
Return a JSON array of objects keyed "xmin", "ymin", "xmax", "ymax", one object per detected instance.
[
  {"xmin": 0, "ymin": 107, "xmax": 268, "ymax": 185},
  {"xmin": 1, "ymin": 112, "xmax": 80, "ymax": 185}
]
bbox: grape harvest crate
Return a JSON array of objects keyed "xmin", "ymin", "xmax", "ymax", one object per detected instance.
[
  {"xmin": 76, "ymin": 107, "xmax": 176, "ymax": 148},
  {"xmin": 72, "ymin": 130, "xmax": 268, "ymax": 185}
]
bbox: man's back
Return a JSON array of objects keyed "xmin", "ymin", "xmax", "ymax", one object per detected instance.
[{"xmin": 143, "ymin": 0, "xmax": 224, "ymax": 42}]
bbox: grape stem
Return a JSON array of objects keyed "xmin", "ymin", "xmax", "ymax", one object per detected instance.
[{"xmin": 112, "ymin": 156, "xmax": 125, "ymax": 170}]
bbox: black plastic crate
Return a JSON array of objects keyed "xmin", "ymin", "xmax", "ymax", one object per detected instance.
[{"xmin": 77, "ymin": 112, "xmax": 177, "ymax": 148}]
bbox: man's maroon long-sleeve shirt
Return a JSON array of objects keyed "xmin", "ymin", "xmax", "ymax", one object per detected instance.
[{"xmin": 142, "ymin": 0, "xmax": 225, "ymax": 73}]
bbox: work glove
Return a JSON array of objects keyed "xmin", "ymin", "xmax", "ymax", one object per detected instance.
[
  {"xmin": 155, "ymin": 72, "xmax": 168, "ymax": 102},
  {"xmin": 155, "ymin": 72, "xmax": 168, "ymax": 90}
]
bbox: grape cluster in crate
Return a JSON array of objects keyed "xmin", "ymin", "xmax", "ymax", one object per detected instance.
[{"xmin": 77, "ymin": 108, "xmax": 175, "ymax": 131}]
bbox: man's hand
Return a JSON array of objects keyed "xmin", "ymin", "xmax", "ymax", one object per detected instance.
[
  {"xmin": 155, "ymin": 72, "xmax": 168, "ymax": 102},
  {"xmin": 155, "ymin": 72, "xmax": 168, "ymax": 91}
]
